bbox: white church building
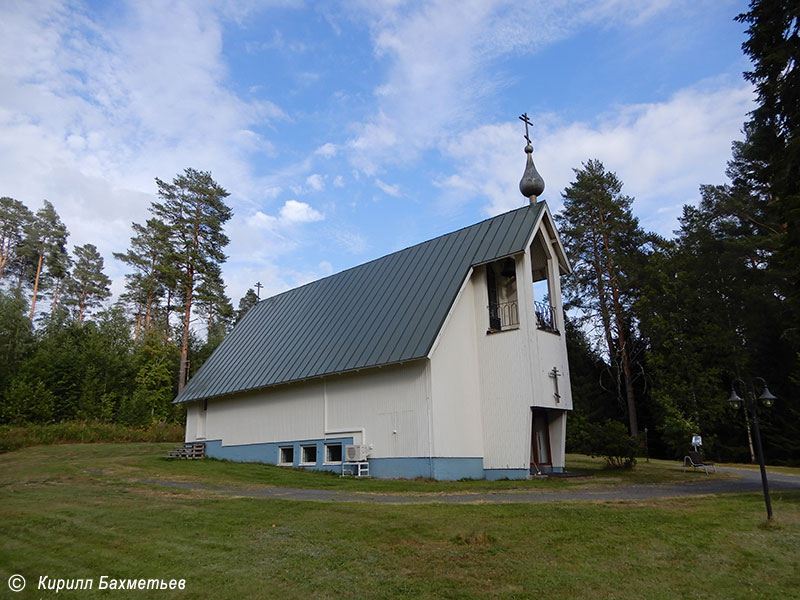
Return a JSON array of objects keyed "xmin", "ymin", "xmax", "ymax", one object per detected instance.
[{"xmin": 175, "ymin": 129, "xmax": 573, "ymax": 480}]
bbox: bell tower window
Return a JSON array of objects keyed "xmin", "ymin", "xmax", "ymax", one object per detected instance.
[
  {"xmin": 531, "ymin": 231, "xmax": 558, "ymax": 333},
  {"xmin": 487, "ymin": 257, "xmax": 519, "ymax": 331}
]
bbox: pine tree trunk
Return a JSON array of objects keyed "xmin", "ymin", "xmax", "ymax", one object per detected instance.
[
  {"xmin": 178, "ymin": 281, "xmax": 192, "ymax": 392},
  {"xmin": 51, "ymin": 280, "xmax": 60, "ymax": 313},
  {"xmin": 591, "ymin": 229, "xmax": 617, "ymax": 362},
  {"xmin": 607, "ymin": 267, "xmax": 639, "ymax": 437},
  {"xmin": 134, "ymin": 308, "xmax": 142, "ymax": 342},
  {"xmin": 619, "ymin": 343, "xmax": 639, "ymax": 436},
  {"xmin": 743, "ymin": 405, "xmax": 757, "ymax": 463},
  {"xmin": 29, "ymin": 252, "xmax": 44, "ymax": 322},
  {"xmin": 599, "ymin": 209, "xmax": 639, "ymax": 437},
  {"xmin": 145, "ymin": 290, "xmax": 153, "ymax": 332},
  {"xmin": 78, "ymin": 288, "xmax": 87, "ymax": 324},
  {"xmin": 165, "ymin": 289, "xmax": 172, "ymax": 340},
  {"xmin": 0, "ymin": 235, "xmax": 9, "ymax": 279},
  {"xmin": 178, "ymin": 219, "xmax": 202, "ymax": 392}
]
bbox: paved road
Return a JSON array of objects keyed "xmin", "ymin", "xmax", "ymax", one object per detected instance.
[{"xmin": 142, "ymin": 467, "xmax": 800, "ymax": 504}]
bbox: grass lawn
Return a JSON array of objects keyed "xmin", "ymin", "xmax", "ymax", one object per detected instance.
[
  {"xmin": 8, "ymin": 443, "xmax": 744, "ymax": 495},
  {"xmin": 1, "ymin": 443, "xmax": 798, "ymax": 599}
]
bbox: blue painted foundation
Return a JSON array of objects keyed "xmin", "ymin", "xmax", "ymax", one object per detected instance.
[
  {"xmin": 204, "ymin": 437, "xmax": 354, "ymax": 474},
  {"xmin": 203, "ymin": 439, "xmax": 546, "ymax": 480},
  {"xmin": 484, "ymin": 468, "xmax": 529, "ymax": 481},
  {"xmin": 368, "ymin": 457, "xmax": 484, "ymax": 480}
]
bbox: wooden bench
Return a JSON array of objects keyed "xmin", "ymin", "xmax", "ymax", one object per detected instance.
[
  {"xmin": 683, "ymin": 451, "xmax": 716, "ymax": 474},
  {"xmin": 166, "ymin": 442, "xmax": 206, "ymax": 459}
]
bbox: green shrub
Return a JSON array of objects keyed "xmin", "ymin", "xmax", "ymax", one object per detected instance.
[
  {"xmin": 1, "ymin": 377, "xmax": 55, "ymax": 424},
  {"xmin": 658, "ymin": 398, "xmax": 698, "ymax": 459},
  {"xmin": 0, "ymin": 420, "xmax": 184, "ymax": 453},
  {"xmin": 585, "ymin": 419, "xmax": 638, "ymax": 469}
]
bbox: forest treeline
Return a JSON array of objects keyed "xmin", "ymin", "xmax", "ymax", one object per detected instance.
[
  {"xmin": 561, "ymin": 0, "xmax": 799, "ymax": 465},
  {"xmin": 0, "ymin": 168, "xmax": 259, "ymax": 429},
  {"xmin": 0, "ymin": 1, "xmax": 797, "ymax": 464}
]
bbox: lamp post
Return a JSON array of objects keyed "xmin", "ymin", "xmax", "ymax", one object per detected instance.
[{"xmin": 727, "ymin": 377, "xmax": 777, "ymax": 520}]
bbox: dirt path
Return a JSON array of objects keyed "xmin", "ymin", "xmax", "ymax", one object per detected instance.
[{"xmin": 141, "ymin": 466, "xmax": 800, "ymax": 504}]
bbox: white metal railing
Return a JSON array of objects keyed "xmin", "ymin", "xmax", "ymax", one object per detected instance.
[{"xmin": 534, "ymin": 300, "xmax": 557, "ymax": 332}]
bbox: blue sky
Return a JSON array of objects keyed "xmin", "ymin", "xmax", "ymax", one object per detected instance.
[{"xmin": 0, "ymin": 0, "xmax": 753, "ymax": 308}]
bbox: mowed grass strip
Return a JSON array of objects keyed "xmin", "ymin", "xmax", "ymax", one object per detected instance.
[
  {"xmin": 0, "ymin": 444, "xmax": 798, "ymax": 599},
  {"xmin": 0, "ymin": 442, "xmax": 751, "ymax": 496}
]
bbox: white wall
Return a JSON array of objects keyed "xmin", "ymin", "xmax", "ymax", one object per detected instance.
[
  {"xmin": 204, "ymin": 379, "xmax": 323, "ymax": 446},
  {"xmin": 186, "ymin": 361, "xmax": 431, "ymax": 459},
  {"xmin": 522, "ymin": 233, "xmax": 573, "ymax": 413},
  {"xmin": 428, "ymin": 272, "xmax": 485, "ymax": 459},
  {"xmin": 548, "ymin": 410, "xmax": 567, "ymax": 469},
  {"xmin": 185, "ymin": 402, "xmax": 198, "ymax": 442},
  {"xmin": 470, "ymin": 262, "xmax": 536, "ymax": 469},
  {"xmin": 325, "ymin": 362, "xmax": 430, "ymax": 458}
]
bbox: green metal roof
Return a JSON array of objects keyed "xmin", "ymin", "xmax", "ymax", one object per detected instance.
[{"xmin": 174, "ymin": 203, "xmax": 544, "ymax": 403}]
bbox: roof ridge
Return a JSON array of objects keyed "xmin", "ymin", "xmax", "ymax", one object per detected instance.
[{"xmin": 254, "ymin": 204, "xmax": 537, "ymax": 306}]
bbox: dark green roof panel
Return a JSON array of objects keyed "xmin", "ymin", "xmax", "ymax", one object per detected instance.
[{"xmin": 174, "ymin": 203, "xmax": 543, "ymax": 403}]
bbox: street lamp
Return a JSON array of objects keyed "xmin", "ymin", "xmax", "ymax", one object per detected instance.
[{"xmin": 727, "ymin": 377, "xmax": 777, "ymax": 520}]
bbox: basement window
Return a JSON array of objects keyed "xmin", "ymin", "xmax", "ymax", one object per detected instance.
[
  {"xmin": 325, "ymin": 443, "xmax": 343, "ymax": 464},
  {"xmin": 301, "ymin": 445, "xmax": 318, "ymax": 465},
  {"xmin": 278, "ymin": 446, "xmax": 294, "ymax": 465}
]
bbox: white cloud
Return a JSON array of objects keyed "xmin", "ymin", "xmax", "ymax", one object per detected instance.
[
  {"xmin": 223, "ymin": 258, "xmax": 333, "ymax": 312},
  {"xmin": 225, "ymin": 197, "xmax": 327, "ymax": 303},
  {"xmin": 344, "ymin": 0, "xmax": 680, "ymax": 174},
  {"xmin": 315, "ymin": 142, "xmax": 339, "ymax": 158},
  {"xmin": 374, "ymin": 178, "xmax": 402, "ymax": 197},
  {"xmin": 329, "ymin": 228, "xmax": 368, "ymax": 255},
  {"xmin": 440, "ymin": 81, "xmax": 755, "ymax": 234},
  {"xmin": 318, "ymin": 261, "xmax": 334, "ymax": 276},
  {"xmin": 246, "ymin": 200, "xmax": 325, "ymax": 229},
  {"xmin": 306, "ymin": 173, "xmax": 326, "ymax": 191},
  {"xmin": 280, "ymin": 199, "xmax": 325, "ymax": 224},
  {"xmin": 296, "ymin": 71, "xmax": 320, "ymax": 86},
  {"xmin": 0, "ymin": 0, "xmax": 287, "ymax": 295}
]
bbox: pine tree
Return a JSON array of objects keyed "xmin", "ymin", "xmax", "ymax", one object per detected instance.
[
  {"xmin": 47, "ymin": 250, "xmax": 72, "ymax": 315},
  {"xmin": 20, "ymin": 200, "xmax": 69, "ymax": 323},
  {"xmin": 236, "ymin": 288, "xmax": 259, "ymax": 323},
  {"xmin": 67, "ymin": 243, "xmax": 112, "ymax": 324},
  {"xmin": 150, "ymin": 168, "xmax": 232, "ymax": 392},
  {"xmin": 735, "ymin": 0, "xmax": 800, "ymax": 343},
  {"xmin": 557, "ymin": 159, "xmax": 651, "ymax": 437},
  {"xmin": 126, "ymin": 329, "xmax": 179, "ymax": 425},
  {"xmin": 195, "ymin": 263, "xmax": 234, "ymax": 337},
  {"xmin": 114, "ymin": 218, "xmax": 174, "ymax": 339},
  {"xmin": 0, "ymin": 197, "xmax": 34, "ymax": 281},
  {"xmin": 0, "ymin": 290, "xmax": 34, "ymax": 404}
]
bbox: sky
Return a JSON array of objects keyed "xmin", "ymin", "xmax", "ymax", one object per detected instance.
[{"xmin": 0, "ymin": 0, "xmax": 755, "ymax": 308}]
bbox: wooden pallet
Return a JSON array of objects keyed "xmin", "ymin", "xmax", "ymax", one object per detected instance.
[{"xmin": 166, "ymin": 442, "xmax": 206, "ymax": 459}]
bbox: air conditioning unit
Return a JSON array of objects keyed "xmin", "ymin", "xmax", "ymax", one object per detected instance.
[{"xmin": 344, "ymin": 444, "xmax": 368, "ymax": 462}]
